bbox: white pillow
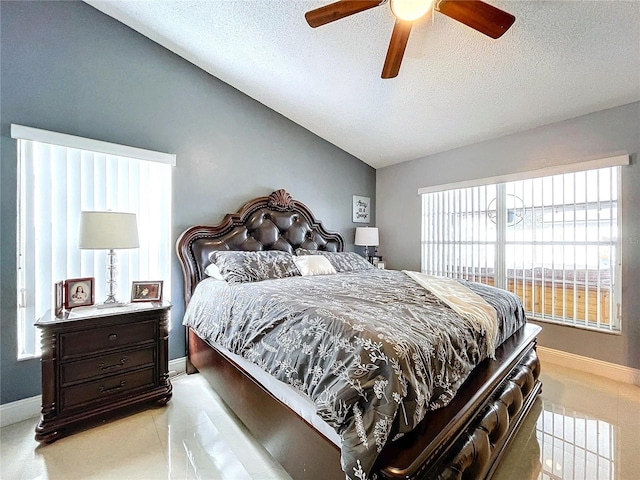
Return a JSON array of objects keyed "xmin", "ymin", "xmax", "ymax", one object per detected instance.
[
  {"xmin": 204, "ymin": 262, "xmax": 225, "ymax": 281},
  {"xmin": 293, "ymin": 255, "xmax": 337, "ymax": 276}
]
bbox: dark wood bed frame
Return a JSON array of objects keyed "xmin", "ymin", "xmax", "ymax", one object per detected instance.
[{"xmin": 176, "ymin": 189, "xmax": 542, "ymax": 480}]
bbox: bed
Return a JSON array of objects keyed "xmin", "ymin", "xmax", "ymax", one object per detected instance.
[{"xmin": 176, "ymin": 189, "xmax": 542, "ymax": 480}]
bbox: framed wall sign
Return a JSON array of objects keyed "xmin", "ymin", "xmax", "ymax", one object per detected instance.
[{"xmin": 352, "ymin": 195, "xmax": 371, "ymax": 223}]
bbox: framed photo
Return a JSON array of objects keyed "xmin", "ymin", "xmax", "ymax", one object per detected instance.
[
  {"xmin": 352, "ymin": 195, "xmax": 371, "ymax": 223},
  {"xmin": 54, "ymin": 281, "xmax": 64, "ymax": 316},
  {"xmin": 131, "ymin": 281, "xmax": 163, "ymax": 303},
  {"xmin": 64, "ymin": 277, "xmax": 95, "ymax": 309}
]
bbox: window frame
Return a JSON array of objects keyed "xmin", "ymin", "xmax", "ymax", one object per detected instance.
[
  {"xmin": 12, "ymin": 124, "xmax": 176, "ymax": 359},
  {"xmin": 419, "ymin": 156, "xmax": 627, "ymax": 333}
]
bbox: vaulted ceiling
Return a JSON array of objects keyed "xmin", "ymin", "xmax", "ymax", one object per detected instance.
[{"xmin": 86, "ymin": 1, "xmax": 640, "ymax": 168}]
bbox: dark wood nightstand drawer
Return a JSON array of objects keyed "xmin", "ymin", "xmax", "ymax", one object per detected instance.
[
  {"xmin": 60, "ymin": 367, "xmax": 157, "ymax": 411},
  {"xmin": 61, "ymin": 347, "xmax": 156, "ymax": 385},
  {"xmin": 60, "ymin": 320, "xmax": 156, "ymax": 359}
]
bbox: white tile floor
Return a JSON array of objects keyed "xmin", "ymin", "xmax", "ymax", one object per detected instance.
[{"xmin": 1, "ymin": 361, "xmax": 638, "ymax": 480}]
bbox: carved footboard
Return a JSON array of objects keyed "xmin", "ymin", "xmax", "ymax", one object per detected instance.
[
  {"xmin": 432, "ymin": 348, "xmax": 541, "ymax": 480},
  {"xmin": 375, "ymin": 325, "xmax": 542, "ymax": 480}
]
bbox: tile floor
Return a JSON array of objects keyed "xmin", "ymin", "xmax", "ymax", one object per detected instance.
[{"xmin": 1, "ymin": 361, "xmax": 638, "ymax": 480}]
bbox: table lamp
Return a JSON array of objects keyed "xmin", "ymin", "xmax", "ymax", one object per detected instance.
[
  {"xmin": 354, "ymin": 227, "xmax": 379, "ymax": 261},
  {"xmin": 79, "ymin": 211, "xmax": 139, "ymax": 305}
]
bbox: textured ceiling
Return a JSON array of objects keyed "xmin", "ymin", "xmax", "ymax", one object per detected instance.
[{"xmin": 86, "ymin": 1, "xmax": 640, "ymax": 169}]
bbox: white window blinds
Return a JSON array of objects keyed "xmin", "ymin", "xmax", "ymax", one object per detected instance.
[
  {"xmin": 13, "ymin": 125, "xmax": 174, "ymax": 358},
  {"xmin": 421, "ymin": 162, "xmax": 623, "ymax": 332}
]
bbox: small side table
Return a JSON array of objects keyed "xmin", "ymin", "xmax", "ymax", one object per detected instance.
[
  {"xmin": 370, "ymin": 256, "xmax": 384, "ymax": 268},
  {"xmin": 35, "ymin": 302, "xmax": 172, "ymax": 442}
]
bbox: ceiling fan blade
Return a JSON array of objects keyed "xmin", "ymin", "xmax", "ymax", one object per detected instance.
[
  {"xmin": 381, "ymin": 20, "xmax": 413, "ymax": 79},
  {"xmin": 305, "ymin": 0, "xmax": 383, "ymax": 28},
  {"xmin": 437, "ymin": 0, "xmax": 515, "ymax": 39}
]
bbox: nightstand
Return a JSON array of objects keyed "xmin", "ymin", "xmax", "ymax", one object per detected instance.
[
  {"xmin": 35, "ymin": 302, "xmax": 172, "ymax": 442},
  {"xmin": 370, "ymin": 256, "xmax": 384, "ymax": 269}
]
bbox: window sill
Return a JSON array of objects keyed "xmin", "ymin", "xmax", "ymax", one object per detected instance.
[
  {"xmin": 527, "ymin": 316, "xmax": 622, "ymax": 336},
  {"xmin": 17, "ymin": 353, "xmax": 42, "ymax": 361}
]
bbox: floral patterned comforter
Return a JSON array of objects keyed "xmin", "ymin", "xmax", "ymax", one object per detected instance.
[{"xmin": 183, "ymin": 269, "xmax": 526, "ymax": 479}]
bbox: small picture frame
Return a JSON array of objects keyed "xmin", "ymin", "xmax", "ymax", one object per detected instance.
[
  {"xmin": 131, "ymin": 281, "xmax": 163, "ymax": 303},
  {"xmin": 64, "ymin": 277, "xmax": 95, "ymax": 309},
  {"xmin": 352, "ymin": 195, "xmax": 371, "ymax": 223},
  {"xmin": 55, "ymin": 281, "xmax": 64, "ymax": 316},
  {"xmin": 377, "ymin": 261, "xmax": 386, "ymax": 270}
]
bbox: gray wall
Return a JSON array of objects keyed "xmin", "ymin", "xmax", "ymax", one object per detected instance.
[
  {"xmin": 0, "ymin": 1, "xmax": 375, "ymax": 404},
  {"xmin": 377, "ymin": 102, "xmax": 640, "ymax": 369}
]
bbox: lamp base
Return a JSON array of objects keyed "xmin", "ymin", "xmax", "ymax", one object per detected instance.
[{"xmin": 102, "ymin": 249, "xmax": 126, "ymax": 308}]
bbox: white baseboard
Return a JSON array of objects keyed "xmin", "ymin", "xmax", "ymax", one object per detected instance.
[
  {"xmin": 0, "ymin": 356, "xmax": 188, "ymax": 429},
  {"xmin": 537, "ymin": 346, "xmax": 640, "ymax": 386},
  {"xmin": 0, "ymin": 394, "xmax": 41, "ymax": 428},
  {"xmin": 169, "ymin": 356, "xmax": 187, "ymax": 377}
]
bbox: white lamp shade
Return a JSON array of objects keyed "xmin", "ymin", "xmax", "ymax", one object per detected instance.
[
  {"xmin": 79, "ymin": 211, "xmax": 140, "ymax": 249},
  {"xmin": 354, "ymin": 227, "xmax": 379, "ymax": 247}
]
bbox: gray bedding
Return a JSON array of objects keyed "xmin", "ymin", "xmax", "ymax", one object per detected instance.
[{"xmin": 183, "ymin": 269, "xmax": 526, "ymax": 480}]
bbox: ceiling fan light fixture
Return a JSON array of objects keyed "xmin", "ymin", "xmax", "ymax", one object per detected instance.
[
  {"xmin": 390, "ymin": 0, "xmax": 434, "ymax": 22},
  {"xmin": 304, "ymin": 0, "xmax": 516, "ymax": 79}
]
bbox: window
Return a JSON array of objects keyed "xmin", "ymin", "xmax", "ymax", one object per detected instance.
[
  {"xmin": 13, "ymin": 125, "xmax": 175, "ymax": 358},
  {"xmin": 420, "ymin": 157, "xmax": 626, "ymax": 332}
]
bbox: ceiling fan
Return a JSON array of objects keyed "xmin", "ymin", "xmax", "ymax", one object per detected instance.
[{"xmin": 305, "ymin": 0, "xmax": 516, "ymax": 79}]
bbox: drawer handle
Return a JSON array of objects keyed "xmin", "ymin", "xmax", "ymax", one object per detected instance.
[
  {"xmin": 99, "ymin": 380, "xmax": 125, "ymax": 395},
  {"xmin": 98, "ymin": 357, "xmax": 127, "ymax": 371},
  {"xmin": 108, "ymin": 334, "xmax": 118, "ymax": 341}
]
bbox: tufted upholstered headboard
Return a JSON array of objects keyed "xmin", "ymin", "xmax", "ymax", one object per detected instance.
[{"xmin": 176, "ymin": 189, "xmax": 345, "ymax": 305}]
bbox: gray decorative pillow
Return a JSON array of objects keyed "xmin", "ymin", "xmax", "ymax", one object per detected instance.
[
  {"xmin": 294, "ymin": 249, "xmax": 373, "ymax": 273},
  {"xmin": 210, "ymin": 251, "xmax": 301, "ymax": 283}
]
